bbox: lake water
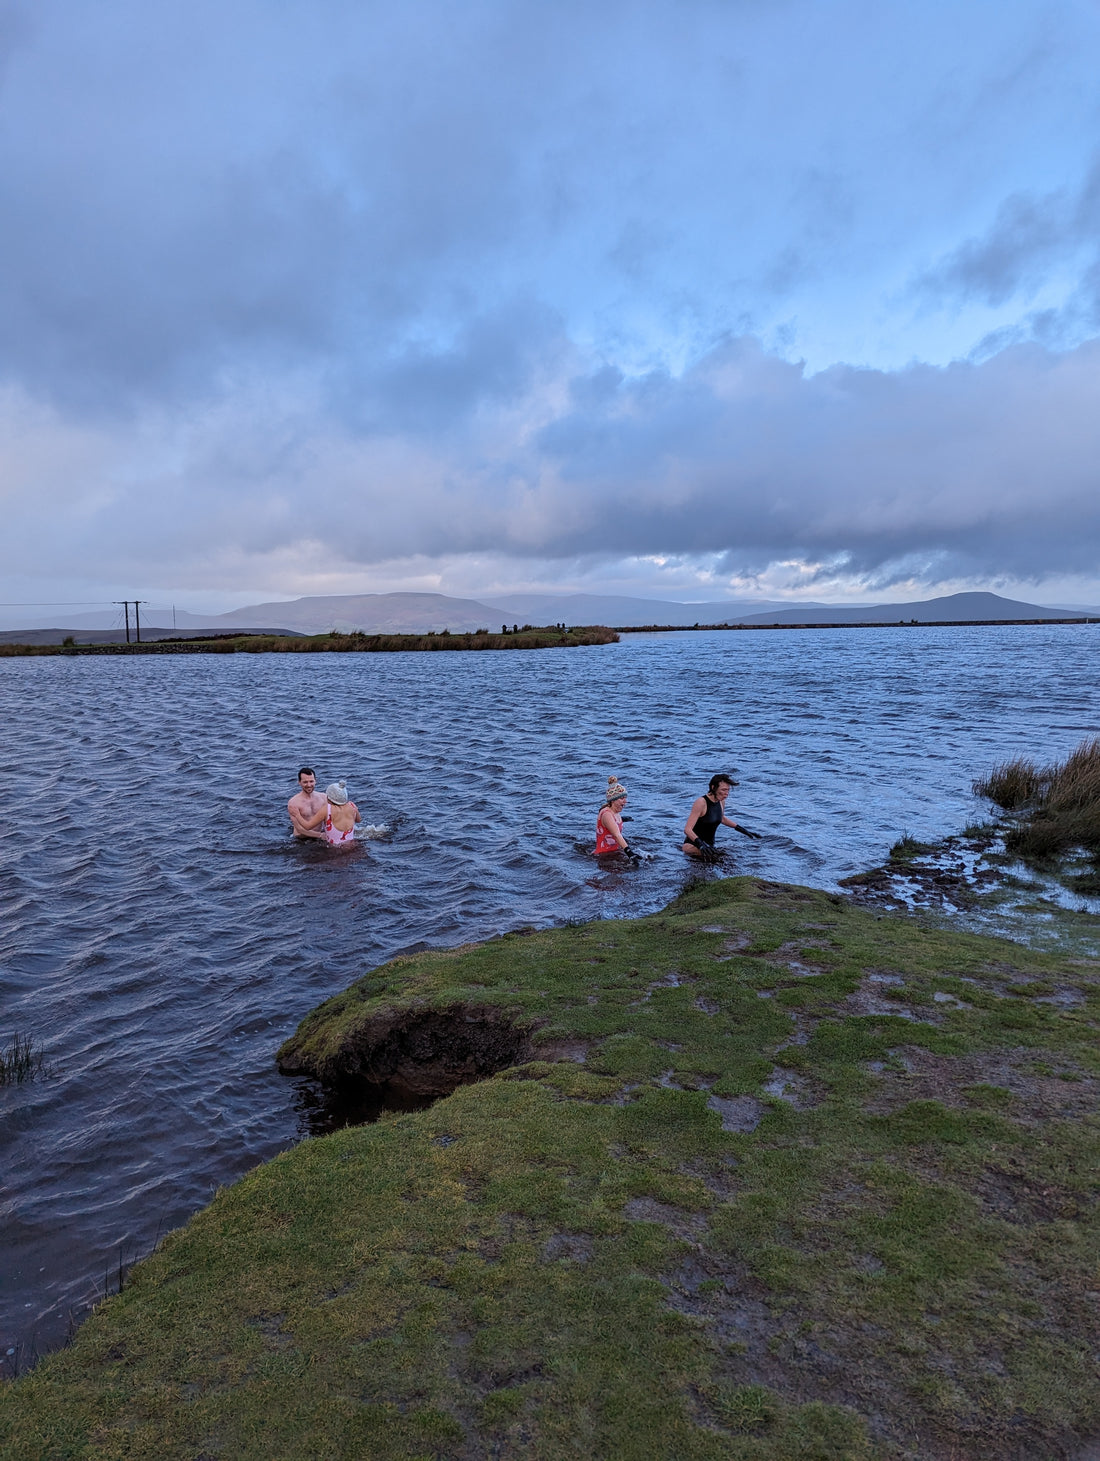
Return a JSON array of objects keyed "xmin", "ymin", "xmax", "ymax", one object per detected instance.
[{"xmin": 1, "ymin": 625, "xmax": 1098, "ymax": 1364}]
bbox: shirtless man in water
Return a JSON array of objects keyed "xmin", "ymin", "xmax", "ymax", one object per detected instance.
[{"xmin": 288, "ymin": 767, "xmax": 327, "ymax": 840}]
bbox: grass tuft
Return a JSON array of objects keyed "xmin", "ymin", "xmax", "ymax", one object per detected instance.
[
  {"xmin": 712, "ymin": 1381, "xmax": 777, "ymax": 1431},
  {"xmin": 0, "ymin": 1032, "xmax": 47, "ymax": 1084},
  {"xmin": 975, "ymin": 738, "xmax": 1100, "ymax": 866},
  {"xmin": 972, "ymin": 756, "xmax": 1044, "ymax": 809}
]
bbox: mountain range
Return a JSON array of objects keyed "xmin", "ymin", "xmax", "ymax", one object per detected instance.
[
  {"xmin": 725, "ymin": 591, "xmax": 1093, "ymax": 626},
  {"xmin": 1, "ymin": 590, "xmax": 1094, "ymax": 643}
]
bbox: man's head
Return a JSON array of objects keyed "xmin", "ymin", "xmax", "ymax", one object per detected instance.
[{"xmin": 298, "ymin": 767, "xmax": 316, "ymax": 794}]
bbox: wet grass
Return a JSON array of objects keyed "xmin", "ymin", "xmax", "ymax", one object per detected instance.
[
  {"xmin": 2, "ymin": 878, "xmax": 1099, "ymax": 1459},
  {"xmin": 887, "ymin": 835, "xmax": 938, "ymax": 863}
]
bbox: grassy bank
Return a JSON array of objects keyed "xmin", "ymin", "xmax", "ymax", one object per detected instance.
[
  {"xmin": 2, "ymin": 878, "xmax": 1099, "ymax": 1459},
  {"xmin": 0, "ymin": 626, "xmax": 618, "ymax": 657}
]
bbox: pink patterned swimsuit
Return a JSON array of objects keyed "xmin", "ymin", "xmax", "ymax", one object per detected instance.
[{"xmin": 324, "ymin": 805, "xmax": 356, "ymax": 845}]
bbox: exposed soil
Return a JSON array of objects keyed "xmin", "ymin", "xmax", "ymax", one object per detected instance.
[
  {"xmin": 861, "ymin": 1043, "xmax": 1100, "ymax": 1124},
  {"xmin": 278, "ymin": 1002, "xmax": 535, "ymax": 1105},
  {"xmin": 651, "ymin": 1184, "xmax": 1099, "ymax": 1461}
]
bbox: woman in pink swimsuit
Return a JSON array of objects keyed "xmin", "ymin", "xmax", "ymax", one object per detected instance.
[
  {"xmin": 594, "ymin": 776, "xmax": 631, "ymax": 857},
  {"xmin": 323, "ymin": 781, "xmax": 361, "ymax": 845}
]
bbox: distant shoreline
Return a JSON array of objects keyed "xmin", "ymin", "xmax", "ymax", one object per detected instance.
[
  {"xmin": 3, "ymin": 619, "xmax": 1096, "ymax": 656},
  {"xmin": 0, "ymin": 626, "xmax": 619, "ymax": 657},
  {"xmin": 618, "ymin": 616, "xmax": 1099, "ymax": 632}
]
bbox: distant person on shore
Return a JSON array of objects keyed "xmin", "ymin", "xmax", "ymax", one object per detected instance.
[
  {"xmin": 683, "ymin": 773, "xmax": 760, "ymax": 860},
  {"xmin": 594, "ymin": 776, "xmax": 632, "ymax": 857},
  {"xmin": 287, "ymin": 767, "xmax": 327, "ymax": 840}
]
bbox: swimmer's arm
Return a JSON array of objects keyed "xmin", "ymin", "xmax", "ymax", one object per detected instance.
[
  {"xmin": 683, "ymin": 797, "xmax": 707, "ymax": 841},
  {"xmin": 721, "ymin": 814, "xmax": 740, "ymax": 829},
  {"xmin": 354, "ymin": 806, "xmax": 362, "ymax": 824},
  {"xmin": 297, "ymin": 804, "xmax": 327, "ymax": 831}
]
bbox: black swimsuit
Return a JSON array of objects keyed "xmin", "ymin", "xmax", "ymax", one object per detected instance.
[{"xmin": 690, "ymin": 795, "xmax": 723, "ymax": 847}]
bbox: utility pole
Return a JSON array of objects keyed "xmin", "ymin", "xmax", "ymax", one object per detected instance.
[{"xmin": 113, "ymin": 601, "xmax": 147, "ymax": 644}]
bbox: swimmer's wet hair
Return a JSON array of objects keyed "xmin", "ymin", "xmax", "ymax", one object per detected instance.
[
  {"xmin": 298, "ymin": 766, "xmax": 315, "ymax": 779},
  {"xmin": 708, "ymin": 772, "xmax": 738, "ymax": 793}
]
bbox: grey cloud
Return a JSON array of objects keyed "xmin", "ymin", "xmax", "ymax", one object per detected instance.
[
  {"xmin": 382, "ymin": 335, "xmax": 1100, "ymax": 578},
  {"xmin": 0, "ymin": 0, "xmax": 941, "ymax": 421},
  {"xmin": 0, "ymin": 155, "xmax": 357, "ymax": 413},
  {"xmin": 916, "ymin": 156, "xmax": 1100, "ymax": 311},
  {"xmin": 3, "ymin": 1, "xmax": 1100, "ymax": 600},
  {"xmin": 346, "ymin": 301, "xmax": 568, "ymax": 436},
  {"xmin": 0, "ymin": 1, "xmax": 565, "ymax": 412},
  {"xmin": 0, "ymin": 2, "xmax": 32, "ymax": 79},
  {"xmin": 919, "ymin": 192, "xmax": 1067, "ymax": 307},
  {"xmin": 524, "ymin": 338, "xmax": 1100, "ymax": 579},
  {"xmin": 10, "ymin": 331, "xmax": 1097, "ymax": 589}
]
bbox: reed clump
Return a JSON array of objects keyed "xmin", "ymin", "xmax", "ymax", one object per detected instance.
[
  {"xmin": 972, "ymin": 756, "xmax": 1045, "ymax": 810},
  {"xmin": 974, "ymin": 737, "xmax": 1100, "ymax": 861},
  {"xmin": 0, "ymin": 1032, "xmax": 47, "ymax": 1084}
]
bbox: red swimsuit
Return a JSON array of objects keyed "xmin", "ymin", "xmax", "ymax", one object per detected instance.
[{"xmin": 594, "ymin": 809, "xmax": 622, "ymax": 855}]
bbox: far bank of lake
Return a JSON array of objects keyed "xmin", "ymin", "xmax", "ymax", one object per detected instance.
[{"xmin": 0, "ymin": 626, "xmax": 618, "ymax": 656}]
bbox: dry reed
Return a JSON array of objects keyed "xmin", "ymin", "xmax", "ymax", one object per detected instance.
[
  {"xmin": 971, "ymin": 756, "xmax": 1044, "ymax": 810},
  {"xmin": 974, "ymin": 737, "xmax": 1100, "ymax": 860}
]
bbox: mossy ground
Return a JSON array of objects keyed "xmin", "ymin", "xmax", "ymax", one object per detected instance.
[{"xmin": 3, "ymin": 878, "xmax": 1099, "ymax": 1460}]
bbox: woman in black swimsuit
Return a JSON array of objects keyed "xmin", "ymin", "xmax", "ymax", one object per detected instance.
[{"xmin": 683, "ymin": 773, "xmax": 754, "ymax": 859}]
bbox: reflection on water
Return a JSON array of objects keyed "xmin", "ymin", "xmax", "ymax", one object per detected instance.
[{"xmin": 0, "ymin": 624, "xmax": 1097, "ymax": 1361}]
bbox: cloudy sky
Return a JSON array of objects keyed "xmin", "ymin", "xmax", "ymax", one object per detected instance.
[{"xmin": 2, "ymin": 0, "xmax": 1100, "ymax": 616}]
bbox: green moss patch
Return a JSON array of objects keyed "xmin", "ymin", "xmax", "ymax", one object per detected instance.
[{"xmin": 3, "ymin": 878, "xmax": 1099, "ymax": 1460}]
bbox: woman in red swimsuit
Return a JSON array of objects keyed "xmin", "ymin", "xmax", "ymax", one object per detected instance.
[{"xmin": 594, "ymin": 776, "xmax": 631, "ymax": 857}]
